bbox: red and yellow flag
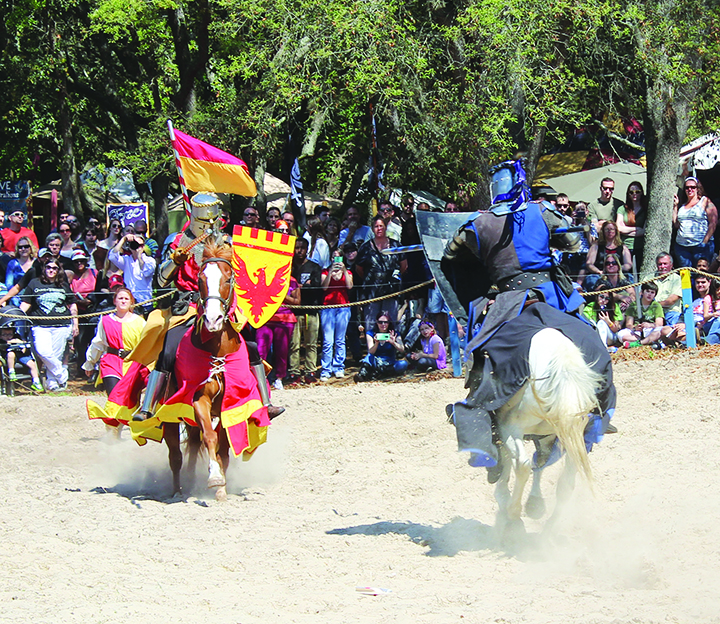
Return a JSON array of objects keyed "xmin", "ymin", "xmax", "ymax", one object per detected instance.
[
  {"xmin": 232, "ymin": 225, "xmax": 296, "ymax": 328},
  {"xmin": 172, "ymin": 129, "xmax": 256, "ymax": 197}
]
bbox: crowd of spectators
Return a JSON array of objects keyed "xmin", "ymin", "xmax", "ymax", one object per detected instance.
[
  {"xmin": 3, "ymin": 171, "xmax": 712, "ymax": 393},
  {"xmin": 559, "ymin": 175, "xmax": 720, "ymax": 350}
]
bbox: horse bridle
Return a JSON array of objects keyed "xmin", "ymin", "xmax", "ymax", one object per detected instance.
[{"xmin": 199, "ymin": 257, "xmax": 235, "ymax": 315}]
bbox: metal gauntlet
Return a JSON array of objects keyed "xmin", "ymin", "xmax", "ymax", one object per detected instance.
[{"xmin": 158, "ymin": 257, "xmax": 180, "ymax": 288}]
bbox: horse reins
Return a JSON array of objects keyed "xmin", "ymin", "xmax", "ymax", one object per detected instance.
[{"xmin": 199, "ymin": 256, "xmax": 235, "ymax": 315}]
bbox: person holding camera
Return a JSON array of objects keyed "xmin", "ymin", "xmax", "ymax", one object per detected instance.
[
  {"xmin": 108, "ymin": 232, "xmax": 156, "ymax": 315},
  {"xmin": 319, "ymin": 249, "xmax": 353, "ymax": 380},
  {"xmin": 354, "ymin": 312, "xmax": 408, "ymax": 382}
]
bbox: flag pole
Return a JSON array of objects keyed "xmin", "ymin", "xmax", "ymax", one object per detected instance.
[{"xmin": 167, "ymin": 119, "xmax": 192, "ymax": 217}]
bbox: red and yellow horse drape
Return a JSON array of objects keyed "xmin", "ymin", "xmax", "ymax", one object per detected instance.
[
  {"xmin": 151, "ymin": 327, "xmax": 271, "ymax": 458},
  {"xmin": 231, "ymin": 225, "xmax": 296, "ymax": 328}
]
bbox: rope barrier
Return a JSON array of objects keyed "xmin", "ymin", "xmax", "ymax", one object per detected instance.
[
  {"xmin": 290, "ymin": 280, "xmax": 436, "ymax": 310},
  {"xmin": 581, "ymin": 267, "xmax": 710, "ymax": 297}
]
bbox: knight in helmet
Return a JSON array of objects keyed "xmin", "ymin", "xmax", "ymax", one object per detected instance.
[
  {"xmin": 129, "ymin": 192, "xmax": 283, "ymax": 421},
  {"xmin": 441, "ymin": 160, "xmax": 614, "ymax": 480}
]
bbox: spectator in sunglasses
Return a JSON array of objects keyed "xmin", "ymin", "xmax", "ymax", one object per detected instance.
[
  {"xmin": 673, "ymin": 176, "xmax": 718, "ymax": 268},
  {"xmin": 1, "ymin": 210, "xmax": 38, "ymax": 254},
  {"xmin": 4, "ymin": 237, "xmax": 36, "ymax": 307}
]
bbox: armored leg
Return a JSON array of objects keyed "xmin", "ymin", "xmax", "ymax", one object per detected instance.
[
  {"xmin": 132, "ymin": 370, "xmax": 168, "ymax": 421},
  {"xmin": 449, "ymin": 401, "xmax": 503, "ymax": 484},
  {"xmin": 251, "ymin": 363, "xmax": 285, "ymax": 420}
]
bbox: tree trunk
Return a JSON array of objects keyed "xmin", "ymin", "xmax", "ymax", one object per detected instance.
[
  {"xmin": 642, "ymin": 77, "xmax": 694, "ymax": 276},
  {"xmin": 58, "ymin": 78, "xmax": 82, "ymax": 216},
  {"xmin": 253, "ymin": 155, "xmax": 267, "ymax": 217},
  {"xmin": 151, "ymin": 174, "xmax": 170, "ymax": 242}
]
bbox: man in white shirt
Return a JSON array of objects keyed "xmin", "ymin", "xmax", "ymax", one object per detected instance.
[
  {"xmin": 338, "ymin": 206, "xmax": 372, "ymax": 246},
  {"xmin": 108, "ymin": 233, "xmax": 157, "ymax": 313}
]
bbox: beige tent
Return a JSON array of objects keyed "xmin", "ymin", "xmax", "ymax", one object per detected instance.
[
  {"xmin": 263, "ymin": 173, "xmax": 342, "ymax": 213},
  {"xmin": 541, "ymin": 162, "xmax": 647, "ymax": 203}
]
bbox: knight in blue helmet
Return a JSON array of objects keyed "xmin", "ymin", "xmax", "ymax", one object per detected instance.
[{"xmin": 442, "ymin": 160, "xmax": 615, "ymax": 482}]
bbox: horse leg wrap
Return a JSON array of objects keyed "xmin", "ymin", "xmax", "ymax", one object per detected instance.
[
  {"xmin": 208, "ymin": 459, "xmax": 225, "ymax": 488},
  {"xmin": 132, "ymin": 370, "xmax": 168, "ymax": 421},
  {"xmin": 452, "ymin": 402, "xmax": 499, "ymax": 467}
]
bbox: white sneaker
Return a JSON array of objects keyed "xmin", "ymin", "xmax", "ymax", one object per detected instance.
[
  {"xmin": 273, "ymin": 379, "xmax": 283, "ymax": 390},
  {"xmin": 319, "ymin": 374, "xmax": 331, "ymax": 381},
  {"xmin": 334, "ymin": 371, "xmax": 345, "ymax": 378}
]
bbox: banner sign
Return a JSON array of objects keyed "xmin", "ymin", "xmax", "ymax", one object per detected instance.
[
  {"xmin": 0, "ymin": 180, "xmax": 31, "ymax": 226},
  {"xmin": 106, "ymin": 202, "xmax": 149, "ymax": 230},
  {"xmin": 231, "ymin": 225, "xmax": 295, "ymax": 328}
]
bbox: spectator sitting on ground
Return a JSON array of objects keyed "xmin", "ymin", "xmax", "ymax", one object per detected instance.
[
  {"xmin": 584, "ymin": 220, "xmax": 633, "ymax": 290},
  {"xmin": 0, "ymin": 321, "xmax": 42, "ymax": 391},
  {"xmin": 354, "ymin": 312, "xmax": 408, "ymax": 382},
  {"xmin": 701, "ymin": 276, "xmax": 720, "ymax": 344},
  {"xmin": 582, "ymin": 283, "xmax": 632, "ymax": 349},
  {"xmin": 651, "ymin": 252, "xmax": 683, "ymax": 325},
  {"xmin": 595, "ymin": 253, "xmax": 633, "ymax": 312},
  {"xmin": 408, "ymin": 319, "xmax": 447, "ymax": 371},
  {"xmin": 621, "ymin": 281, "xmax": 669, "ymax": 348}
]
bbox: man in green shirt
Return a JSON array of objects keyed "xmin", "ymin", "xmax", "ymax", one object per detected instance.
[{"xmin": 587, "ymin": 177, "xmax": 624, "ymax": 232}]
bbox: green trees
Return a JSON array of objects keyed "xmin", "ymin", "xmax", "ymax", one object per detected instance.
[{"xmin": 1, "ymin": 0, "xmax": 719, "ymax": 250}]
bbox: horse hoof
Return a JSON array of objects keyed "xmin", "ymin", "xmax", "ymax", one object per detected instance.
[
  {"xmin": 525, "ymin": 495, "xmax": 546, "ymax": 519},
  {"xmin": 215, "ymin": 487, "xmax": 228, "ymax": 502},
  {"xmin": 208, "ymin": 475, "xmax": 226, "ymax": 488}
]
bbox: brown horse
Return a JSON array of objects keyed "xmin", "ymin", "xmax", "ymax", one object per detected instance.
[{"xmin": 164, "ymin": 243, "xmax": 244, "ymax": 500}]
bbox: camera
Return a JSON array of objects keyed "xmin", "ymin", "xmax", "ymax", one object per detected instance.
[{"xmin": 123, "ymin": 239, "xmax": 141, "ymax": 253}]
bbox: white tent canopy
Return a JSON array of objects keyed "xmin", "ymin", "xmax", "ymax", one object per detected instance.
[{"xmin": 543, "ymin": 162, "xmax": 647, "ymax": 203}]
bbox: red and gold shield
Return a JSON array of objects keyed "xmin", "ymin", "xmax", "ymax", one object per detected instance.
[{"xmin": 232, "ymin": 225, "xmax": 296, "ymax": 328}]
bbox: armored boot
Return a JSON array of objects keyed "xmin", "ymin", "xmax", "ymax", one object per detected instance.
[
  {"xmin": 251, "ymin": 363, "xmax": 285, "ymax": 420},
  {"xmin": 132, "ymin": 370, "xmax": 168, "ymax": 422},
  {"xmin": 450, "ymin": 401, "xmax": 503, "ymax": 484}
]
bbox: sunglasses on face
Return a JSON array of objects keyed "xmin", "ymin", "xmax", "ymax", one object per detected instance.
[
  {"xmin": 605, "ymin": 261, "xmax": 618, "ymax": 266},
  {"xmin": 45, "ymin": 266, "xmax": 59, "ymax": 272},
  {"xmin": 111, "ymin": 224, "xmax": 121, "ymax": 229},
  {"xmin": 629, "ymin": 190, "xmax": 642, "ymax": 194},
  {"xmin": 17, "ymin": 245, "xmax": 31, "ymax": 250},
  {"xmin": 685, "ymin": 185, "xmax": 697, "ymax": 190},
  {"xmin": 59, "ymin": 228, "xmax": 71, "ymax": 233},
  {"xmin": 377, "ymin": 320, "xmax": 389, "ymax": 324},
  {"xmin": 244, "ymin": 212, "xmax": 258, "ymax": 217},
  {"xmin": 601, "ymin": 186, "xmax": 614, "ymax": 192}
]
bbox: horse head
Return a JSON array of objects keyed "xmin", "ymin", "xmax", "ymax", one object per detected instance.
[{"xmin": 199, "ymin": 242, "xmax": 234, "ymax": 333}]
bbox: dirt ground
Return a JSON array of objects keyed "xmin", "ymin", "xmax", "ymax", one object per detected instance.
[{"xmin": 1, "ymin": 352, "xmax": 719, "ymax": 624}]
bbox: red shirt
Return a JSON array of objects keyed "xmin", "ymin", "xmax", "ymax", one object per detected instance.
[
  {"xmin": 1, "ymin": 227, "xmax": 39, "ymax": 253},
  {"xmin": 322, "ymin": 271, "xmax": 350, "ymax": 305}
]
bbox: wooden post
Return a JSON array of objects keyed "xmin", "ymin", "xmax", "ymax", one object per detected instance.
[{"xmin": 680, "ymin": 268, "xmax": 696, "ymax": 348}]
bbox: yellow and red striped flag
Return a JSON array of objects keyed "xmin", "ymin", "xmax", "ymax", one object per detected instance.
[{"xmin": 171, "ymin": 129, "xmax": 256, "ymax": 197}]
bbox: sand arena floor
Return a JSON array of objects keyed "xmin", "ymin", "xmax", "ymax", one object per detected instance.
[{"xmin": 1, "ymin": 353, "xmax": 719, "ymax": 623}]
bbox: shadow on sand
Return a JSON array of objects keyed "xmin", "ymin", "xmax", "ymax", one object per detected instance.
[{"xmin": 327, "ymin": 516, "xmax": 553, "ymax": 559}]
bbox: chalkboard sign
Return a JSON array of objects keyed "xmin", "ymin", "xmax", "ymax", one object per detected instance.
[{"xmin": 106, "ymin": 203, "xmax": 149, "ymax": 230}]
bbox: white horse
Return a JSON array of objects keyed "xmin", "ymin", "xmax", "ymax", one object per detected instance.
[{"xmin": 493, "ymin": 327, "xmax": 603, "ymax": 531}]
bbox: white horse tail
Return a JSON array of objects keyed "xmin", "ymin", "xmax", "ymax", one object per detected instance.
[{"xmin": 528, "ymin": 328, "xmax": 603, "ymax": 485}]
